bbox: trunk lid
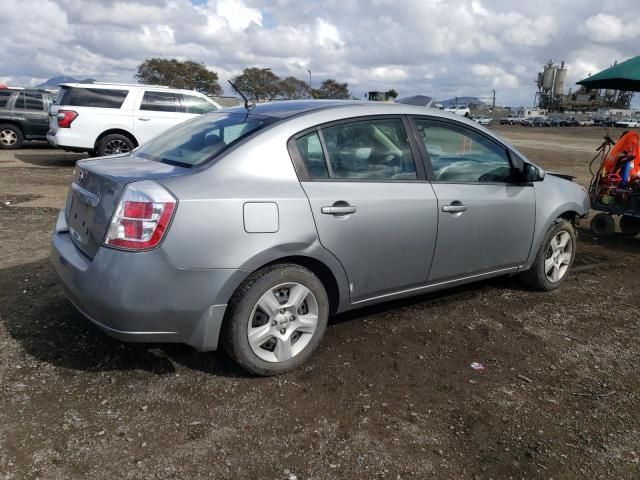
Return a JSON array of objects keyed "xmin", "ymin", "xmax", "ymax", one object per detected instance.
[{"xmin": 66, "ymin": 155, "xmax": 189, "ymax": 258}]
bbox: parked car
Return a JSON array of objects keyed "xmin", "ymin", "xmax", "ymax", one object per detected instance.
[
  {"xmin": 532, "ymin": 117, "xmax": 551, "ymax": 127},
  {"xmin": 51, "ymin": 101, "xmax": 589, "ymax": 375},
  {"xmin": 472, "ymin": 115, "xmax": 491, "ymax": 126},
  {"xmin": 560, "ymin": 116, "xmax": 580, "ymax": 127},
  {"xmin": 578, "ymin": 118, "xmax": 594, "ymax": 127},
  {"xmin": 615, "ymin": 119, "xmax": 640, "ymax": 128},
  {"xmin": 0, "ymin": 87, "xmax": 54, "ymax": 149},
  {"xmin": 47, "ymin": 83, "xmax": 221, "ymax": 156},
  {"xmin": 523, "ymin": 117, "xmax": 550, "ymax": 127},
  {"xmin": 500, "ymin": 114, "xmax": 524, "ymax": 125},
  {"xmin": 444, "ymin": 105, "xmax": 471, "ymax": 117}
]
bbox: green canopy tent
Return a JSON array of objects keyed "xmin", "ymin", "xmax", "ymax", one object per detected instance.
[{"xmin": 577, "ymin": 55, "xmax": 640, "ymax": 91}]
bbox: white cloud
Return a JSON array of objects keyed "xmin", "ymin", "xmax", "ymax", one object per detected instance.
[
  {"xmin": 584, "ymin": 13, "xmax": 640, "ymax": 42},
  {"xmin": 0, "ymin": 0, "xmax": 639, "ymax": 105}
]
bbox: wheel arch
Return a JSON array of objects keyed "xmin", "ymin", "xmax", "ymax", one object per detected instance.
[
  {"xmin": 0, "ymin": 120, "xmax": 25, "ymax": 134},
  {"xmin": 557, "ymin": 210, "xmax": 582, "ymax": 225},
  {"xmin": 260, "ymin": 255, "xmax": 342, "ymax": 315},
  {"xmin": 94, "ymin": 128, "xmax": 139, "ymax": 151}
]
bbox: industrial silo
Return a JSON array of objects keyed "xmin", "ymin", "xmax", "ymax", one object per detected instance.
[
  {"xmin": 542, "ymin": 61, "xmax": 555, "ymax": 92},
  {"xmin": 553, "ymin": 61, "xmax": 567, "ymax": 96}
]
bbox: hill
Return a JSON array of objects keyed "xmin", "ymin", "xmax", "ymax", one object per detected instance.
[{"xmin": 35, "ymin": 76, "xmax": 97, "ymax": 88}]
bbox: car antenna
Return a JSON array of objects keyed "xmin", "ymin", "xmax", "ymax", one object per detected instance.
[{"xmin": 228, "ymin": 80, "xmax": 254, "ymax": 110}]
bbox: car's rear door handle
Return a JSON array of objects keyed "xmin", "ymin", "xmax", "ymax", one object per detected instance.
[
  {"xmin": 442, "ymin": 203, "xmax": 467, "ymax": 213},
  {"xmin": 321, "ymin": 205, "xmax": 357, "ymax": 215}
]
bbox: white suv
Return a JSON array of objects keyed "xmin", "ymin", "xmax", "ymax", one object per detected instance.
[
  {"xmin": 48, "ymin": 83, "xmax": 221, "ymax": 156},
  {"xmin": 443, "ymin": 105, "xmax": 471, "ymax": 117}
]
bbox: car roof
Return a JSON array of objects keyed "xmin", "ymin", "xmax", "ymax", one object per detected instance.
[
  {"xmin": 224, "ymin": 100, "xmax": 363, "ymax": 118},
  {"xmin": 223, "ymin": 99, "xmax": 479, "ymax": 121},
  {"xmin": 58, "ymin": 82, "xmax": 209, "ymax": 96}
]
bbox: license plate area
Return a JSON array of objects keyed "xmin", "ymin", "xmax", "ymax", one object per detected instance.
[{"xmin": 68, "ymin": 191, "xmax": 96, "ymax": 246}]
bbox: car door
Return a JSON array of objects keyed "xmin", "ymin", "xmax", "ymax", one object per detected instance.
[
  {"xmin": 410, "ymin": 117, "xmax": 536, "ymax": 282},
  {"xmin": 292, "ymin": 116, "xmax": 439, "ymax": 302},
  {"xmin": 133, "ymin": 90, "xmax": 187, "ymax": 144},
  {"xmin": 12, "ymin": 91, "xmax": 49, "ymax": 137}
]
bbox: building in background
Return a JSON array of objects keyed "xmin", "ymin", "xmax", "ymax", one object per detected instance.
[{"xmin": 534, "ymin": 60, "xmax": 633, "ymax": 112}]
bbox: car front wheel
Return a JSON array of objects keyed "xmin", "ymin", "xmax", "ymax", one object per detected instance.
[
  {"xmin": 520, "ymin": 219, "xmax": 576, "ymax": 291},
  {"xmin": 222, "ymin": 264, "xmax": 329, "ymax": 376}
]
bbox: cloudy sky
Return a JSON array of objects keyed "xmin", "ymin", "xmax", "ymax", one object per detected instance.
[{"xmin": 2, "ymin": 0, "xmax": 639, "ymax": 105}]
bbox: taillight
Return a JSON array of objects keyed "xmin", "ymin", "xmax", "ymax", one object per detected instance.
[
  {"xmin": 57, "ymin": 109, "xmax": 78, "ymax": 128},
  {"xmin": 105, "ymin": 181, "xmax": 176, "ymax": 251}
]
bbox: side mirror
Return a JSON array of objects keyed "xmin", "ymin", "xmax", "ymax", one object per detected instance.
[{"xmin": 523, "ymin": 163, "xmax": 545, "ymax": 182}]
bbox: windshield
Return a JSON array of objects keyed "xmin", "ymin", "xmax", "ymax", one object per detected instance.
[{"xmin": 134, "ymin": 112, "xmax": 277, "ymax": 167}]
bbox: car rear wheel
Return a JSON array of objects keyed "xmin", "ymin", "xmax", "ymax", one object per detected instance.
[
  {"xmin": 0, "ymin": 124, "xmax": 24, "ymax": 150},
  {"xmin": 520, "ymin": 219, "xmax": 576, "ymax": 291},
  {"xmin": 97, "ymin": 134, "xmax": 134, "ymax": 157},
  {"xmin": 222, "ymin": 264, "xmax": 329, "ymax": 376},
  {"xmin": 590, "ymin": 213, "xmax": 615, "ymax": 237},
  {"xmin": 619, "ymin": 215, "xmax": 640, "ymax": 236}
]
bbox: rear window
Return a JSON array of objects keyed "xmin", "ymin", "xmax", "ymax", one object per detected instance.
[
  {"xmin": 59, "ymin": 87, "xmax": 128, "ymax": 108},
  {"xmin": 141, "ymin": 91, "xmax": 181, "ymax": 112},
  {"xmin": 134, "ymin": 112, "xmax": 277, "ymax": 167},
  {"xmin": 0, "ymin": 91, "xmax": 12, "ymax": 108}
]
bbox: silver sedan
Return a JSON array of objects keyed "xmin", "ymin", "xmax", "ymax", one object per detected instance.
[{"xmin": 51, "ymin": 101, "xmax": 589, "ymax": 375}]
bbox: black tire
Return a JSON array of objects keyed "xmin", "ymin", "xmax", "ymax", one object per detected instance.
[
  {"xmin": 96, "ymin": 134, "xmax": 135, "ymax": 157},
  {"xmin": 590, "ymin": 213, "xmax": 615, "ymax": 237},
  {"xmin": 520, "ymin": 219, "xmax": 576, "ymax": 291},
  {"xmin": 221, "ymin": 264, "xmax": 329, "ymax": 376},
  {"xmin": 619, "ymin": 215, "xmax": 640, "ymax": 236},
  {"xmin": 0, "ymin": 124, "xmax": 24, "ymax": 150}
]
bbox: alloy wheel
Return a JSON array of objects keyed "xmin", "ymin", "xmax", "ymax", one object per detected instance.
[
  {"xmin": 104, "ymin": 139, "xmax": 131, "ymax": 155},
  {"xmin": 0, "ymin": 129, "xmax": 17, "ymax": 146},
  {"xmin": 247, "ymin": 282, "xmax": 319, "ymax": 363},
  {"xmin": 545, "ymin": 231, "xmax": 572, "ymax": 283}
]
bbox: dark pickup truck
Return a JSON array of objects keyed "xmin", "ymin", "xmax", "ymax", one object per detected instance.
[{"xmin": 0, "ymin": 88, "xmax": 53, "ymax": 149}]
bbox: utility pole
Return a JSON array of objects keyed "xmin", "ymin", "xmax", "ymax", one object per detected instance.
[
  {"xmin": 307, "ymin": 69, "xmax": 312, "ymax": 88},
  {"xmin": 492, "ymin": 89, "xmax": 496, "ymax": 111}
]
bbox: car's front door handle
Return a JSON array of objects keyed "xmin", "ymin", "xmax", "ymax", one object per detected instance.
[
  {"xmin": 138, "ymin": 117, "xmax": 151, "ymax": 121},
  {"xmin": 442, "ymin": 203, "xmax": 467, "ymax": 213},
  {"xmin": 321, "ymin": 205, "xmax": 357, "ymax": 215}
]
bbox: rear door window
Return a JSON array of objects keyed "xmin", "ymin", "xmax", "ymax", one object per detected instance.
[
  {"xmin": 14, "ymin": 92, "xmax": 44, "ymax": 111},
  {"xmin": 141, "ymin": 91, "xmax": 182, "ymax": 112},
  {"xmin": 0, "ymin": 91, "xmax": 12, "ymax": 108},
  {"xmin": 62, "ymin": 88, "xmax": 128, "ymax": 108},
  {"xmin": 295, "ymin": 131, "xmax": 329, "ymax": 179},
  {"xmin": 180, "ymin": 94, "xmax": 218, "ymax": 114},
  {"xmin": 320, "ymin": 118, "xmax": 417, "ymax": 180}
]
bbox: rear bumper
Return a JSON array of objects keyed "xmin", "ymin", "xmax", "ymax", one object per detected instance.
[
  {"xmin": 47, "ymin": 131, "xmax": 93, "ymax": 151},
  {"xmin": 50, "ymin": 211, "xmax": 247, "ymax": 351}
]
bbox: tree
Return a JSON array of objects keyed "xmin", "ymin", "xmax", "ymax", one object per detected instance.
[
  {"xmin": 135, "ymin": 58, "xmax": 222, "ymax": 95},
  {"xmin": 312, "ymin": 78, "xmax": 350, "ymax": 99},
  {"xmin": 279, "ymin": 76, "xmax": 311, "ymax": 100},
  {"xmin": 232, "ymin": 67, "xmax": 281, "ymax": 102},
  {"xmin": 387, "ymin": 88, "xmax": 399, "ymax": 99}
]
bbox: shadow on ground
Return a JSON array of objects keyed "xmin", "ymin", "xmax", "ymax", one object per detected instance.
[{"xmin": 0, "ymin": 231, "xmax": 630, "ymax": 379}]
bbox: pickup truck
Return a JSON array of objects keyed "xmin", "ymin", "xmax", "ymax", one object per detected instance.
[
  {"xmin": 499, "ymin": 114, "xmax": 525, "ymax": 125},
  {"xmin": 0, "ymin": 88, "xmax": 53, "ymax": 149}
]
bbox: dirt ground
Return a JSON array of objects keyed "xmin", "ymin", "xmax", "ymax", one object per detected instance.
[{"xmin": 1, "ymin": 127, "xmax": 639, "ymax": 480}]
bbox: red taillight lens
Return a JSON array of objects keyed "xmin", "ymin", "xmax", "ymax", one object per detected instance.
[
  {"xmin": 57, "ymin": 109, "xmax": 78, "ymax": 128},
  {"xmin": 105, "ymin": 181, "xmax": 176, "ymax": 251}
]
